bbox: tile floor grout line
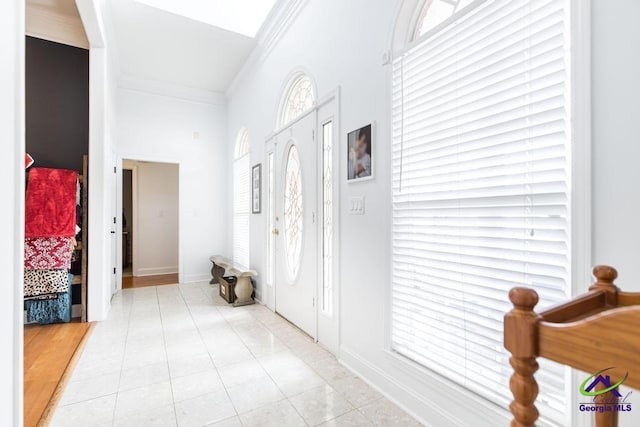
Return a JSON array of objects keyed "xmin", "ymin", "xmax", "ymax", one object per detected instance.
[
  {"xmin": 155, "ymin": 285, "xmax": 179, "ymax": 426},
  {"xmin": 110, "ymin": 288, "xmax": 135, "ymax": 427},
  {"xmin": 205, "ymin": 284, "xmax": 310, "ymax": 425},
  {"xmin": 227, "ymin": 303, "xmax": 316, "ymax": 426},
  {"xmin": 199, "ymin": 283, "xmax": 249, "ymax": 427},
  {"xmin": 177, "ymin": 282, "xmax": 243, "ymax": 424},
  {"xmin": 52, "ymin": 282, "xmax": 420, "ymax": 427}
]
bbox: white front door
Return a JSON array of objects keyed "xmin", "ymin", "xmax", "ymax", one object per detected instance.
[{"xmin": 274, "ymin": 112, "xmax": 317, "ymax": 337}]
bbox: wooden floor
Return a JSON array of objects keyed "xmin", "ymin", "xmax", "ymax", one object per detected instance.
[
  {"xmin": 122, "ymin": 273, "xmax": 179, "ymax": 289},
  {"xmin": 24, "ymin": 320, "xmax": 93, "ymax": 427}
]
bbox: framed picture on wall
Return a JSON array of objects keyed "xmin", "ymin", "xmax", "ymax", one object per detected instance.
[
  {"xmin": 347, "ymin": 123, "xmax": 373, "ymax": 182},
  {"xmin": 252, "ymin": 163, "xmax": 262, "ymax": 214}
]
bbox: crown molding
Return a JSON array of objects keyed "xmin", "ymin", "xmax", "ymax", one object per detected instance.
[
  {"xmin": 118, "ymin": 73, "xmax": 227, "ymax": 106},
  {"xmin": 226, "ymin": 0, "xmax": 311, "ymax": 97}
]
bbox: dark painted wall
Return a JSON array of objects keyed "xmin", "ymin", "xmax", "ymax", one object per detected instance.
[{"xmin": 26, "ymin": 36, "xmax": 89, "ymax": 172}]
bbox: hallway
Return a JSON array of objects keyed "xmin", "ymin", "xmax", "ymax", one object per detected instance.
[{"xmin": 51, "ymin": 282, "xmax": 421, "ymax": 426}]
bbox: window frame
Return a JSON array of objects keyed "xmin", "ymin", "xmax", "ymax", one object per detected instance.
[
  {"xmin": 277, "ymin": 71, "xmax": 317, "ymax": 129},
  {"xmin": 233, "ymin": 128, "xmax": 251, "ymax": 268},
  {"xmin": 384, "ymin": 1, "xmax": 592, "ymax": 425}
]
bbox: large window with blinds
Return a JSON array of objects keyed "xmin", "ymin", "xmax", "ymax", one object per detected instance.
[
  {"xmin": 233, "ymin": 129, "xmax": 251, "ymax": 267},
  {"xmin": 391, "ymin": 0, "xmax": 572, "ymax": 424}
]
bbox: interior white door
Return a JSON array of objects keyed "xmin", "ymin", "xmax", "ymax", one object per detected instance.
[{"xmin": 274, "ymin": 112, "xmax": 317, "ymax": 337}]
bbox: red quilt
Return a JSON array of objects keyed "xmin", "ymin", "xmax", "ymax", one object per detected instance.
[
  {"xmin": 25, "ymin": 168, "xmax": 78, "ymax": 238},
  {"xmin": 24, "ymin": 237, "xmax": 75, "ymax": 270}
]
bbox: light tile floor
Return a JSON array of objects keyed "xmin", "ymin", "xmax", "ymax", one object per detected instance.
[{"xmin": 51, "ymin": 282, "xmax": 423, "ymax": 427}]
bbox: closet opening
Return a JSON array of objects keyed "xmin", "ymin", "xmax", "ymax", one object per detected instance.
[
  {"xmin": 23, "ymin": 27, "xmax": 91, "ymax": 427},
  {"xmin": 121, "ymin": 159, "xmax": 179, "ymax": 289}
]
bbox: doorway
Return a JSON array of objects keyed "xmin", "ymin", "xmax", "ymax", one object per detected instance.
[
  {"xmin": 121, "ymin": 160, "xmax": 179, "ymax": 289},
  {"xmin": 266, "ymin": 90, "xmax": 340, "ymax": 354},
  {"xmin": 122, "ymin": 168, "xmax": 133, "ymax": 276}
]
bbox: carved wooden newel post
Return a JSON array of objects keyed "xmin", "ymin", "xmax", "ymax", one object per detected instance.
[
  {"xmin": 504, "ymin": 287, "xmax": 540, "ymax": 427},
  {"xmin": 589, "ymin": 265, "xmax": 620, "ymax": 427},
  {"xmin": 589, "ymin": 265, "xmax": 619, "ymax": 306}
]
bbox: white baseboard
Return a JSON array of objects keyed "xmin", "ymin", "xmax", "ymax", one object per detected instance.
[
  {"xmin": 135, "ymin": 266, "xmax": 178, "ymax": 276},
  {"xmin": 338, "ymin": 346, "xmax": 511, "ymax": 427},
  {"xmin": 338, "ymin": 347, "xmax": 439, "ymax": 427},
  {"xmin": 182, "ymin": 273, "xmax": 210, "ymax": 283}
]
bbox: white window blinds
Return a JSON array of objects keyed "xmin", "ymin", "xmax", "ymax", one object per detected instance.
[
  {"xmin": 391, "ymin": 0, "xmax": 571, "ymax": 424},
  {"xmin": 233, "ymin": 154, "xmax": 251, "ymax": 267}
]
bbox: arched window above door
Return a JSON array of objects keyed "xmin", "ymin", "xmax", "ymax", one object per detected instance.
[
  {"xmin": 234, "ymin": 127, "xmax": 249, "ymax": 160},
  {"xmin": 278, "ymin": 73, "xmax": 315, "ymax": 128},
  {"xmin": 413, "ymin": 0, "xmax": 474, "ymax": 39}
]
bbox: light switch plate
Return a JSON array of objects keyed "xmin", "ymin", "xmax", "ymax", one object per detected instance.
[{"xmin": 350, "ymin": 196, "xmax": 365, "ymax": 215}]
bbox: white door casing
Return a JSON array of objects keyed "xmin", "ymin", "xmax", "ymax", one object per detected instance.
[{"xmin": 110, "ymin": 154, "xmax": 118, "ymax": 296}]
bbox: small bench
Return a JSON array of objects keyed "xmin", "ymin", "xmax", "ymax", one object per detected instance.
[{"xmin": 209, "ymin": 255, "xmax": 258, "ymax": 306}]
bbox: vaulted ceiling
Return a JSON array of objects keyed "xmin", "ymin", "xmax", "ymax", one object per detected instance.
[
  {"xmin": 108, "ymin": 0, "xmax": 268, "ymax": 93},
  {"xmin": 26, "ymin": 0, "xmax": 285, "ymax": 95}
]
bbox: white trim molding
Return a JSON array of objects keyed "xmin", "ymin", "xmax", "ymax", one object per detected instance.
[
  {"xmin": 569, "ymin": 2, "xmax": 592, "ymax": 426},
  {"xmin": 118, "ymin": 73, "xmax": 228, "ymax": 106},
  {"xmin": 569, "ymin": 0, "xmax": 592, "ymax": 296},
  {"xmin": 226, "ymin": 0, "xmax": 311, "ymax": 96},
  {"xmin": 339, "ymin": 347, "xmax": 513, "ymax": 427},
  {"xmin": 182, "ymin": 273, "xmax": 211, "ymax": 284},
  {"xmin": 136, "ymin": 266, "xmax": 179, "ymax": 277}
]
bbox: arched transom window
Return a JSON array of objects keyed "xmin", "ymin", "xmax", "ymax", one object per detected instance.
[
  {"xmin": 234, "ymin": 128, "xmax": 249, "ymax": 160},
  {"xmin": 279, "ymin": 74, "xmax": 315, "ymax": 128},
  {"xmin": 414, "ymin": 0, "xmax": 474, "ymax": 39}
]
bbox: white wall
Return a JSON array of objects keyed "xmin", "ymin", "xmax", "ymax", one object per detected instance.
[
  {"xmin": 76, "ymin": 0, "xmax": 119, "ymax": 321},
  {"xmin": 115, "ymin": 88, "xmax": 229, "ymax": 283},
  {"xmin": 228, "ymin": 0, "xmax": 640, "ymax": 426},
  {"xmin": 592, "ymin": 0, "xmax": 640, "ymax": 292},
  {"xmin": 228, "ymin": 0, "xmax": 449, "ymax": 423},
  {"xmin": 129, "ymin": 161, "xmax": 179, "ymax": 276},
  {"xmin": 0, "ymin": 0, "xmax": 24, "ymax": 424}
]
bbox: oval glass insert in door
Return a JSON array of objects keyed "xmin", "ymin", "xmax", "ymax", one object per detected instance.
[{"xmin": 284, "ymin": 145, "xmax": 303, "ymax": 280}]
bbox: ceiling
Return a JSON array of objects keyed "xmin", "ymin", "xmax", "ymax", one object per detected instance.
[
  {"xmin": 26, "ymin": 0, "xmax": 89, "ymax": 49},
  {"xmin": 109, "ymin": 0, "xmax": 265, "ymax": 94},
  {"xmin": 133, "ymin": 0, "xmax": 278, "ymax": 38}
]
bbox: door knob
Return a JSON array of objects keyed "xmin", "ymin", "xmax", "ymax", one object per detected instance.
[{"xmin": 272, "ymin": 228, "xmax": 280, "ymax": 235}]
